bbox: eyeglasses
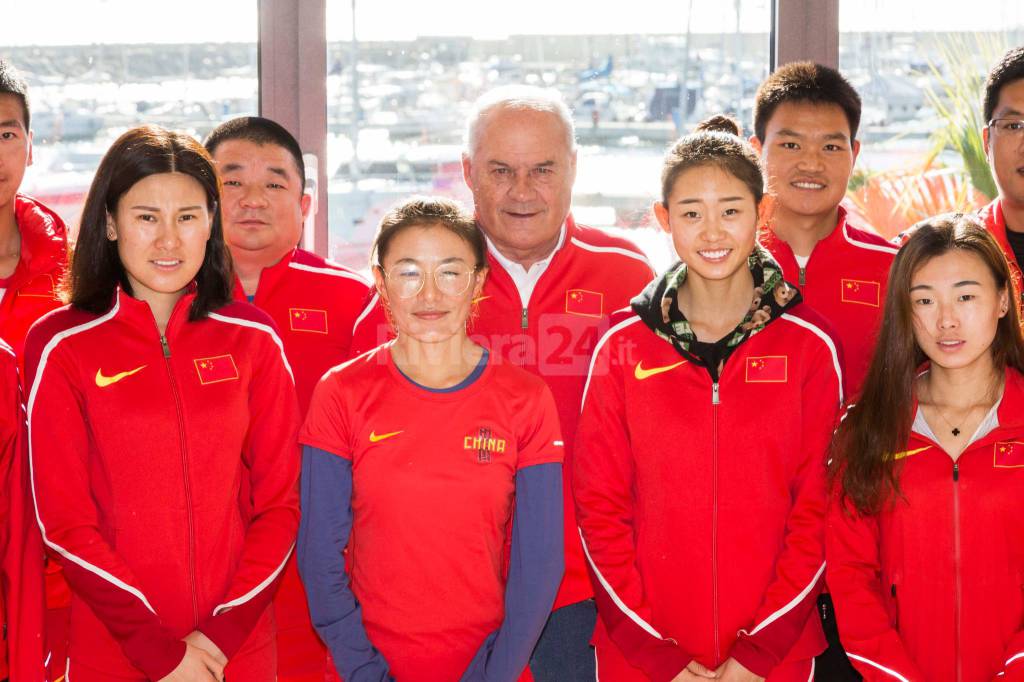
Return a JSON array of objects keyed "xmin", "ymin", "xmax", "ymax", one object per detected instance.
[
  {"xmin": 988, "ymin": 118, "xmax": 1024, "ymax": 136},
  {"xmin": 382, "ymin": 262, "xmax": 479, "ymax": 298}
]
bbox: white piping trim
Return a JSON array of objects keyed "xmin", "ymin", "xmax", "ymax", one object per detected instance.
[
  {"xmin": 780, "ymin": 313, "xmax": 845, "ymax": 404},
  {"xmin": 579, "ymin": 528, "xmax": 665, "ymax": 640},
  {"xmin": 351, "ymin": 292, "xmax": 380, "ymax": 337},
  {"xmin": 0, "ymin": 337, "xmax": 14, "ymax": 357},
  {"xmin": 580, "ymin": 314, "xmax": 643, "ymax": 412},
  {"xmin": 594, "ymin": 646, "xmax": 600, "ymax": 682},
  {"xmin": 570, "ymin": 236, "xmax": 653, "ymax": 270},
  {"xmin": 846, "ymin": 653, "xmax": 911, "ymax": 682},
  {"xmin": 208, "ymin": 312, "xmax": 294, "ymax": 382},
  {"xmin": 740, "ymin": 562, "xmax": 825, "ymax": 636},
  {"xmin": 1006, "ymin": 651, "xmax": 1024, "ymax": 667},
  {"xmin": 807, "ymin": 659, "xmax": 815, "ymax": 682},
  {"xmin": 26, "ymin": 300, "xmax": 159, "ymax": 616},
  {"xmin": 212, "ymin": 543, "xmax": 294, "ymax": 616},
  {"xmin": 288, "ymin": 261, "xmax": 370, "ymax": 285},
  {"xmin": 65, "ymin": 657, "xmax": 70, "ymax": 682},
  {"xmin": 843, "ymin": 223, "xmax": 899, "ymax": 255}
]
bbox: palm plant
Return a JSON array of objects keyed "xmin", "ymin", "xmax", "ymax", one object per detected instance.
[{"xmin": 922, "ymin": 33, "xmax": 1007, "ymax": 201}]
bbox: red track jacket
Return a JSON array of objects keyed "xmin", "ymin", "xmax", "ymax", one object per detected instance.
[
  {"xmin": 24, "ymin": 290, "xmax": 300, "ymax": 680},
  {"xmin": 351, "ymin": 215, "xmax": 654, "ymax": 609},
  {"xmin": 235, "ymin": 247, "xmax": 372, "ymax": 413},
  {"xmin": 761, "ymin": 207, "xmax": 896, "ymax": 394},
  {"xmin": 827, "ymin": 367, "xmax": 1024, "ymax": 682},
  {"xmin": 1, "ymin": 338, "xmax": 45, "ymax": 682},
  {"xmin": 234, "ymin": 247, "xmax": 371, "ymax": 682},
  {"xmin": 574, "ymin": 305, "xmax": 842, "ymax": 680},
  {"xmin": 0, "ymin": 194, "xmax": 68, "ymax": 363}
]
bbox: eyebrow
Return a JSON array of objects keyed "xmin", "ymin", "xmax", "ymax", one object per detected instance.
[
  {"xmin": 487, "ymin": 159, "xmax": 557, "ymax": 168},
  {"xmin": 909, "ymin": 280, "xmax": 982, "ymax": 291},
  {"xmin": 129, "ymin": 205, "xmax": 204, "ymax": 211},
  {"xmin": 0, "ymin": 119, "xmax": 22, "ymax": 129},
  {"xmin": 676, "ymin": 196, "xmax": 745, "ymax": 205},
  {"xmin": 777, "ymin": 128, "xmax": 848, "ymax": 141},
  {"xmin": 996, "ymin": 107, "xmax": 1024, "ymax": 118}
]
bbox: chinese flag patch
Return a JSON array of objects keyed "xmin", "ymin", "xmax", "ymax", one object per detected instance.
[
  {"xmin": 841, "ymin": 279, "xmax": 880, "ymax": 307},
  {"xmin": 565, "ymin": 289, "xmax": 603, "ymax": 318},
  {"xmin": 745, "ymin": 356, "xmax": 788, "ymax": 383},
  {"xmin": 994, "ymin": 441, "xmax": 1024, "ymax": 468},
  {"xmin": 194, "ymin": 354, "xmax": 239, "ymax": 385},
  {"xmin": 289, "ymin": 308, "xmax": 329, "ymax": 334},
  {"xmin": 17, "ymin": 273, "xmax": 57, "ymax": 299}
]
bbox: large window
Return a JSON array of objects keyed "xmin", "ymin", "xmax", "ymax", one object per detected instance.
[
  {"xmin": 4, "ymin": 0, "xmax": 258, "ymax": 235},
  {"xmin": 325, "ymin": 0, "xmax": 772, "ymax": 272},
  {"xmin": 839, "ymin": 1, "xmax": 1024, "ymax": 238}
]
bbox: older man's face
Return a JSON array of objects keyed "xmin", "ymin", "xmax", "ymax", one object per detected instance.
[{"xmin": 462, "ymin": 107, "xmax": 576, "ymax": 264}]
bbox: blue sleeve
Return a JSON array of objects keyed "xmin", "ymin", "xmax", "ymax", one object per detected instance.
[
  {"xmin": 296, "ymin": 446, "xmax": 393, "ymax": 682},
  {"xmin": 460, "ymin": 462, "xmax": 565, "ymax": 682}
]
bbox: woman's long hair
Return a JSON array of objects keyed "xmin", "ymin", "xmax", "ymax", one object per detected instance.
[
  {"xmin": 830, "ymin": 214, "xmax": 1024, "ymax": 516},
  {"xmin": 67, "ymin": 125, "xmax": 233, "ymax": 319}
]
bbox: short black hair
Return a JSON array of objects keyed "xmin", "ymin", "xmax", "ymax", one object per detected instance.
[
  {"xmin": 984, "ymin": 47, "xmax": 1024, "ymax": 124},
  {"xmin": 0, "ymin": 58, "xmax": 31, "ymax": 130},
  {"xmin": 205, "ymin": 116, "xmax": 305, "ymax": 188},
  {"xmin": 753, "ymin": 61, "xmax": 861, "ymax": 142}
]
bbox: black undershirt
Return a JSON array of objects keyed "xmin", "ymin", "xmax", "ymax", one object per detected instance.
[{"xmin": 1006, "ymin": 227, "xmax": 1024, "ymax": 270}]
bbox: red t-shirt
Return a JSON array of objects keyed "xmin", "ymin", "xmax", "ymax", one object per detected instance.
[{"xmin": 299, "ymin": 346, "xmax": 563, "ymax": 681}]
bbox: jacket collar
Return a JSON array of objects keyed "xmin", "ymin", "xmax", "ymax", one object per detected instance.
[
  {"xmin": 11, "ymin": 193, "xmax": 68, "ymax": 284},
  {"xmin": 231, "ymin": 247, "xmax": 297, "ymax": 301}
]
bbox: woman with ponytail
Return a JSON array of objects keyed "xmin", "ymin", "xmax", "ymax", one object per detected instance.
[{"xmin": 574, "ymin": 115, "xmax": 842, "ymax": 681}]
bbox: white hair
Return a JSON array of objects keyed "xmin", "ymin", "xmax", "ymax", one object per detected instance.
[{"xmin": 464, "ymin": 85, "xmax": 577, "ymax": 156}]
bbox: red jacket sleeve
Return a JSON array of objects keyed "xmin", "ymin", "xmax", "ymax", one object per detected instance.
[
  {"xmin": 1, "ymin": 345, "xmax": 46, "ymax": 682},
  {"xmin": 825, "ymin": 496, "xmax": 923, "ymax": 681},
  {"xmin": 573, "ymin": 332, "xmax": 693, "ymax": 681},
  {"xmin": 198, "ymin": 329, "xmax": 301, "ymax": 657},
  {"xmin": 729, "ymin": 334, "xmax": 838, "ymax": 676},
  {"xmin": 26, "ymin": 338, "xmax": 186, "ymax": 680}
]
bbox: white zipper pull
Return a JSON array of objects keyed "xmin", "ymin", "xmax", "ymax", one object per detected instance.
[{"xmin": 712, "ymin": 382, "xmax": 720, "ymax": 405}]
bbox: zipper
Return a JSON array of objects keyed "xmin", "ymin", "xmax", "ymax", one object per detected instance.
[
  {"xmin": 711, "ymin": 380, "xmax": 721, "ymax": 662},
  {"xmin": 161, "ymin": 333, "xmax": 200, "ymax": 626},
  {"xmin": 798, "ymin": 266, "xmax": 806, "ymax": 286},
  {"xmin": 520, "ymin": 307, "xmax": 529, "ymax": 329},
  {"xmin": 952, "ymin": 461, "xmax": 962, "ymax": 682}
]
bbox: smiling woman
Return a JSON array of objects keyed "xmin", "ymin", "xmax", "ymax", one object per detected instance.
[
  {"xmin": 574, "ymin": 115, "xmax": 842, "ymax": 682},
  {"xmin": 23, "ymin": 125, "xmax": 301, "ymax": 682},
  {"xmin": 296, "ymin": 195, "xmax": 566, "ymax": 682}
]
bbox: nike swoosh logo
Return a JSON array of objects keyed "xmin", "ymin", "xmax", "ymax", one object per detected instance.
[
  {"xmin": 369, "ymin": 430, "xmax": 403, "ymax": 443},
  {"xmin": 634, "ymin": 360, "xmax": 686, "ymax": 381},
  {"xmin": 95, "ymin": 365, "xmax": 147, "ymax": 388},
  {"xmin": 893, "ymin": 446, "xmax": 931, "ymax": 461}
]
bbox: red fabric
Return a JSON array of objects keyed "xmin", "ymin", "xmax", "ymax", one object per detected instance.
[
  {"xmin": 827, "ymin": 367, "xmax": 1024, "ymax": 682},
  {"xmin": 351, "ymin": 215, "xmax": 654, "ymax": 610},
  {"xmin": 761, "ymin": 207, "xmax": 896, "ymax": 396},
  {"xmin": 1, "ymin": 339, "xmax": 46, "ymax": 681},
  {"xmin": 233, "ymin": 247, "xmax": 372, "ymax": 413},
  {"xmin": 0, "ymin": 194, "xmax": 68, "ymax": 364},
  {"xmin": 299, "ymin": 346, "xmax": 563, "ymax": 681},
  {"xmin": 235, "ymin": 248, "xmax": 369, "ymax": 682},
  {"xmin": 23, "ymin": 291, "xmax": 300, "ymax": 680},
  {"xmin": 978, "ymin": 199, "xmax": 1024, "ymax": 316},
  {"xmin": 574, "ymin": 305, "xmax": 840, "ymax": 680}
]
